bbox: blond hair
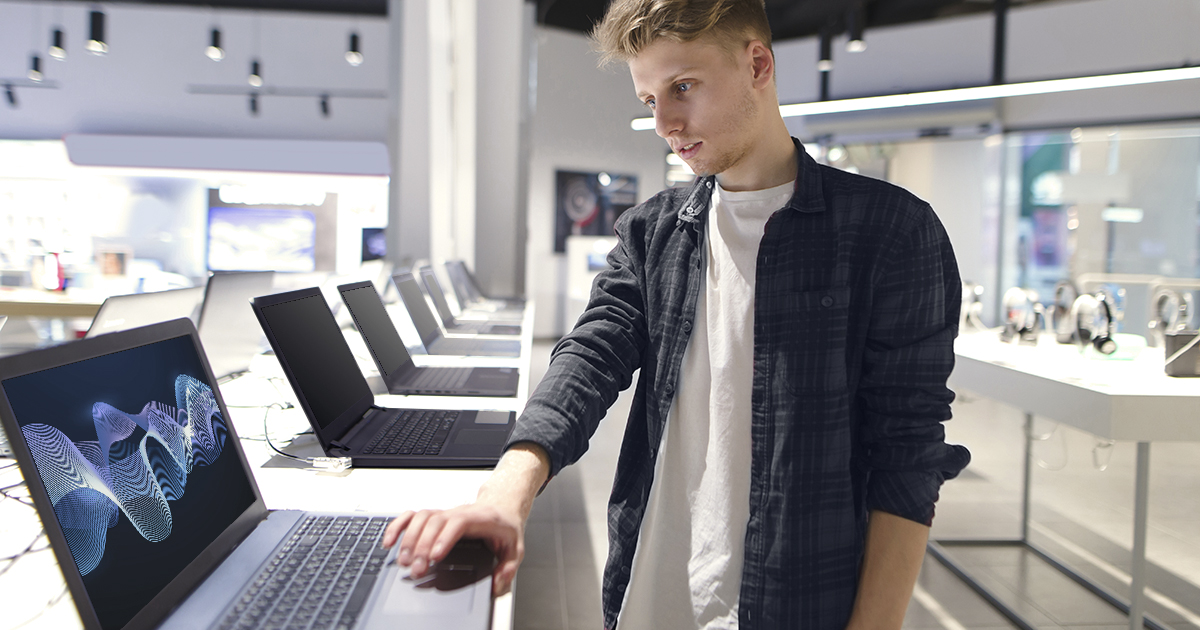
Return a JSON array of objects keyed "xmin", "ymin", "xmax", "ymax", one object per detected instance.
[{"xmin": 592, "ymin": 0, "xmax": 773, "ymax": 67}]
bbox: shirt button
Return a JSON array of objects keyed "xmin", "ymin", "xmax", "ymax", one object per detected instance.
[
  {"xmin": 682, "ymin": 320, "xmax": 692, "ymax": 333},
  {"xmin": 665, "ymin": 382, "xmax": 675, "ymax": 396},
  {"xmin": 821, "ymin": 295, "xmax": 834, "ymax": 308}
]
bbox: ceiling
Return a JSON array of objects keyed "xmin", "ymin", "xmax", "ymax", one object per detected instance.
[
  {"xmin": 537, "ymin": 0, "xmax": 1059, "ymax": 42},
  {"xmin": 112, "ymin": 0, "xmax": 1059, "ymax": 39}
]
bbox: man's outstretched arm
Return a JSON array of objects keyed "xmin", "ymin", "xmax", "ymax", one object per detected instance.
[
  {"xmin": 845, "ymin": 510, "xmax": 930, "ymax": 630},
  {"xmin": 381, "ymin": 442, "xmax": 551, "ymax": 596}
]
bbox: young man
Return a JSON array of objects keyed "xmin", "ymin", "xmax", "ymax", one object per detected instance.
[{"xmin": 383, "ymin": 1, "xmax": 970, "ymax": 628}]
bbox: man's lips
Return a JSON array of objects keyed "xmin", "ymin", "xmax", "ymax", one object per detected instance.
[{"xmin": 676, "ymin": 142, "xmax": 701, "ymax": 159}]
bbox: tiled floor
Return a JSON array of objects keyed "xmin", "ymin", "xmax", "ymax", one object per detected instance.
[{"xmin": 514, "ymin": 341, "xmax": 1200, "ymax": 630}]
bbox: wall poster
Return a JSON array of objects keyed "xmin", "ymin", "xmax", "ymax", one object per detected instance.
[{"xmin": 554, "ymin": 170, "xmax": 637, "ymax": 253}]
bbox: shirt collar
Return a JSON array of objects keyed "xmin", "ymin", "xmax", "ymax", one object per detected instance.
[{"xmin": 676, "ymin": 137, "xmax": 824, "ymax": 229}]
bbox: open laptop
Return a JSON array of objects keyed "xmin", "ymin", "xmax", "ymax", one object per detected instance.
[
  {"xmin": 417, "ymin": 267, "xmax": 521, "ymax": 336},
  {"xmin": 85, "ymin": 286, "xmax": 206, "ymax": 338},
  {"xmin": 197, "ymin": 271, "xmax": 276, "ymax": 380},
  {"xmin": 0, "ymin": 318, "xmax": 494, "ymax": 630},
  {"xmin": 338, "ymin": 282, "xmax": 518, "ymax": 397},
  {"xmin": 444, "ymin": 260, "xmax": 526, "ymax": 313},
  {"xmin": 252, "ymin": 288, "xmax": 517, "ymax": 467},
  {"xmin": 391, "ymin": 272, "xmax": 522, "ymax": 358}
]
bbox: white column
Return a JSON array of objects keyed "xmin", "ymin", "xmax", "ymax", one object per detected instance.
[{"xmin": 387, "ymin": 0, "xmax": 432, "ymax": 265}]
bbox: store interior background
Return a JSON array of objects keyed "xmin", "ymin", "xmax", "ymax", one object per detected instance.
[{"xmin": 2, "ymin": 0, "xmax": 1200, "ymax": 628}]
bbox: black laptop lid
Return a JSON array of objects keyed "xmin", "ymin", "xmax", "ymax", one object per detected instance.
[
  {"xmin": 392, "ymin": 271, "xmax": 442, "ymax": 346},
  {"xmin": 251, "ymin": 288, "xmax": 374, "ymax": 444},
  {"xmin": 418, "ymin": 267, "xmax": 456, "ymax": 324},
  {"xmin": 0, "ymin": 319, "xmax": 264, "ymax": 630},
  {"xmin": 337, "ymin": 281, "xmax": 416, "ymax": 379}
]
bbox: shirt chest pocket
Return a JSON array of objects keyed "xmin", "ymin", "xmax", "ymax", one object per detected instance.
[{"xmin": 774, "ymin": 286, "xmax": 851, "ymax": 395}]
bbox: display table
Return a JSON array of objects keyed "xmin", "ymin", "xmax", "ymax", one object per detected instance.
[
  {"xmin": 0, "ymin": 302, "xmax": 536, "ymax": 630},
  {"xmin": 939, "ymin": 331, "xmax": 1200, "ymax": 630},
  {"xmin": 0, "ymin": 288, "xmax": 104, "ymax": 319}
]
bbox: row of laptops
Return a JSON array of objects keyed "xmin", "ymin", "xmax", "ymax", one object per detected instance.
[
  {"xmin": 0, "ymin": 261, "xmax": 526, "ymax": 629},
  {"xmin": 0, "ymin": 319, "xmax": 498, "ymax": 630}
]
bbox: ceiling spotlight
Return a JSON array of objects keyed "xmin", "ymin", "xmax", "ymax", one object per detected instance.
[
  {"xmin": 4, "ymin": 85, "xmax": 16, "ymax": 108},
  {"xmin": 249, "ymin": 60, "xmax": 263, "ymax": 87},
  {"xmin": 818, "ymin": 27, "xmax": 833, "ymax": 72},
  {"xmin": 345, "ymin": 32, "xmax": 363, "ymax": 66},
  {"xmin": 28, "ymin": 55, "xmax": 44, "ymax": 82},
  {"xmin": 49, "ymin": 29, "xmax": 66, "ymax": 60},
  {"xmin": 249, "ymin": 94, "xmax": 259, "ymax": 115},
  {"xmin": 206, "ymin": 28, "xmax": 224, "ymax": 61},
  {"xmin": 320, "ymin": 94, "xmax": 330, "ymax": 117},
  {"xmin": 86, "ymin": 9, "xmax": 107, "ymax": 55},
  {"xmin": 846, "ymin": 5, "xmax": 867, "ymax": 53}
]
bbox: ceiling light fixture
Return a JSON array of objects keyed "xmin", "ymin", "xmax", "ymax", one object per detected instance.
[
  {"xmin": 345, "ymin": 32, "xmax": 363, "ymax": 66},
  {"xmin": 249, "ymin": 94, "xmax": 258, "ymax": 115},
  {"xmin": 49, "ymin": 28, "xmax": 66, "ymax": 60},
  {"xmin": 206, "ymin": 28, "xmax": 224, "ymax": 61},
  {"xmin": 28, "ymin": 55, "xmax": 44, "ymax": 82},
  {"xmin": 846, "ymin": 5, "xmax": 867, "ymax": 53},
  {"xmin": 817, "ymin": 27, "xmax": 833, "ymax": 72},
  {"xmin": 249, "ymin": 60, "xmax": 263, "ymax": 87},
  {"xmin": 4, "ymin": 84, "xmax": 16, "ymax": 108},
  {"xmin": 86, "ymin": 9, "xmax": 107, "ymax": 55},
  {"xmin": 630, "ymin": 65, "xmax": 1200, "ymax": 130},
  {"xmin": 320, "ymin": 94, "xmax": 330, "ymax": 117}
]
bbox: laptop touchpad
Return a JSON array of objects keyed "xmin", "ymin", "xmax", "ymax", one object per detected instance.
[{"xmin": 381, "ymin": 543, "xmax": 491, "ymax": 616}]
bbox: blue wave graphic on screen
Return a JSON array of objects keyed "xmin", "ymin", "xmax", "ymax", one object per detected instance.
[{"xmin": 21, "ymin": 375, "xmax": 228, "ymax": 575}]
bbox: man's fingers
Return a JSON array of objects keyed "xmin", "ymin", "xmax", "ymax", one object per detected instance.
[
  {"xmin": 430, "ymin": 518, "xmax": 468, "ymax": 564},
  {"xmin": 493, "ymin": 557, "xmax": 521, "ymax": 596},
  {"xmin": 382, "ymin": 511, "xmax": 415, "ymax": 548},
  {"xmin": 397, "ymin": 510, "xmax": 433, "ymax": 566},
  {"xmin": 409, "ymin": 512, "xmax": 450, "ymax": 577}
]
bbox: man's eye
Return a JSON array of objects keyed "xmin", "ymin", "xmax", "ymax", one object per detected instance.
[
  {"xmin": 676, "ymin": 83, "xmax": 691, "ymax": 94},
  {"xmin": 644, "ymin": 98, "xmax": 656, "ymax": 110}
]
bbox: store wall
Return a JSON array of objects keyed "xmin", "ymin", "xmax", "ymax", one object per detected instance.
[
  {"xmin": 0, "ymin": 2, "xmax": 389, "ymax": 141},
  {"xmin": 888, "ymin": 139, "xmax": 991, "ymax": 293},
  {"xmin": 526, "ymin": 27, "xmax": 667, "ymax": 337}
]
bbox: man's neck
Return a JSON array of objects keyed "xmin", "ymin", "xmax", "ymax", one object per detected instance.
[{"xmin": 715, "ymin": 121, "xmax": 797, "ymax": 193}]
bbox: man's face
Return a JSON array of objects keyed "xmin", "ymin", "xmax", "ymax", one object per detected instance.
[{"xmin": 630, "ymin": 37, "xmax": 759, "ymax": 178}]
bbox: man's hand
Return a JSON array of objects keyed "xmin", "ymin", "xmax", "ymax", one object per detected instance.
[{"xmin": 380, "ymin": 443, "xmax": 551, "ymax": 597}]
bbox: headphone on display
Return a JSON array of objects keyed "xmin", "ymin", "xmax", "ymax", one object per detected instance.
[
  {"xmin": 1072, "ymin": 292, "xmax": 1117, "ymax": 355},
  {"xmin": 1048, "ymin": 280, "xmax": 1079, "ymax": 344},
  {"xmin": 1000, "ymin": 287, "xmax": 1042, "ymax": 344},
  {"xmin": 961, "ymin": 281, "xmax": 986, "ymax": 331},
  {"xmin": 1148, "ymin": 288, "xmax": 1192, "ymax": 347}
]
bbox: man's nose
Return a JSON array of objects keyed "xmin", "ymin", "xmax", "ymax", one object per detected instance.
[{"xmin": 654, "ymin": 102, "xmax": 682, "ymax": 139}]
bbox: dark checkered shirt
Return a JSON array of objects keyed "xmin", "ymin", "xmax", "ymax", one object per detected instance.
[{"xmin": 508, "ymin": 139, "xmax": 971, "ymax": 629}]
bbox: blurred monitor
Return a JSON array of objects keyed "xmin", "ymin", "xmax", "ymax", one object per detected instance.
[
  {"xmin": 207, "ymin": 206, "xmax": 316, "ymax": 272},
  {"xmin": 85, "ymin": 287, "xmax": 205, "ymax": 338}
]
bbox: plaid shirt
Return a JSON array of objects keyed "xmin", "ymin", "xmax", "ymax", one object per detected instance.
[{"xmin": 509, "ymin": 139, "xmax": 970, "ymax": 629}]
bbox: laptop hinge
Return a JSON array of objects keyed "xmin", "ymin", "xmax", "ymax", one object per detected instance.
[{"xmin": 333, "ymin": 406, "xmax": 388, "ymax": 450}]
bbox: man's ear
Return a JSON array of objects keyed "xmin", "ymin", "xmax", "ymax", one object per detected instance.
[{"xmin": 747, "ymin": 40, "xmax": 774, "ymax": 90}]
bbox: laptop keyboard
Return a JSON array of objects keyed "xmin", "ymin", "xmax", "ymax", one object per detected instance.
[
  {"xmin": 363, "ymin": 409, "xmax": 460, "ymax": 455},
  {"xmin": 216, "ymin": 515, "xmax": 392, "ymax": 630},
  {"xmin": 408, "ymin": 366, "xmax": 472, "ymax": 391}
]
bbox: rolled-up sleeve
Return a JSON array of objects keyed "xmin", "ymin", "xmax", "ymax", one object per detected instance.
[
  {"xmin": 505, "ymin": 215, "xmax": 651, "ymax": 478},
  {"xmin": 857, "ymin": 207, "xmax": 971, "ymax": 526}
]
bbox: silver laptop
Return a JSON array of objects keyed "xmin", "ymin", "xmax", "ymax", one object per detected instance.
[
  {"xmin": 391, "ymin": 272, "xmax": 521, "ymax": 358},
  {"xmin": 85, "ymin": 286, "xmax": 206, "ymax": 338},
  {"xmin": 197, "ymin": 271, "xmax": 276, "ymax": 380},
  {"xmin": 0, "ymin": 318, "xmax": 494, "ymax": 630},
  {"xmin": 417, "ymin": 267, "xmax": 521, "ymax": 336}
]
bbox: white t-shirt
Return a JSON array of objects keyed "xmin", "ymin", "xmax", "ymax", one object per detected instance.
[{"xmin": 620, "ymin": 179, "xmax": 795, "ymax": 629}]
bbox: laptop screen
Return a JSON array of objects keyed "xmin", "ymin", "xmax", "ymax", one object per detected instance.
[
  {"xmin": 2, "ymin": 334, "xmax": 257, "ymax": 630},
  {"xmin": 338, "ymin": 283, "xmax": 414, "ymax": 379},
  {"xmin": 393, "ymin": 273, "xmax": 441, "ymax": 345},
  {"xmin": 255, "ymin": 292, "xmax": 372, "ymax": 431}
]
